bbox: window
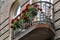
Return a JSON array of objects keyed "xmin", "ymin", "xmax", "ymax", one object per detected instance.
[
  {"xmin": 14, "ymin": 4, "xmax": 21, "ymax": 18},
  {"xmin": 30, "ymin": 0, "xmax": 32, "ymax": 4}
]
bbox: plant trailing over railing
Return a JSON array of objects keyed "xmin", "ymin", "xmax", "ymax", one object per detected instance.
[{"xmin": 11, "ymin": 4, "xmax": 43, "ymax": 30}]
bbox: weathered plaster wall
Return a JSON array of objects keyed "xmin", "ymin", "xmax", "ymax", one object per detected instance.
[
  {"xmin": 0, "ymin": 0, "xmax": 15, "ymax": 40},
  {"xmin": 54, "ymin": 0, "xmax": 60, "ymax": 40},
  {"xmin": 0, "ymin": 0, "xmax": 29, "ymax": 40}
]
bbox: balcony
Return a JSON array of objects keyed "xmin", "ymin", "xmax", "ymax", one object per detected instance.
[{"xmin": 10, "ymin": 1, "xmax": 55, "ymax": 40}]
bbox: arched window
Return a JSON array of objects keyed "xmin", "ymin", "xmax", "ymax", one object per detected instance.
[{"xmin": 14, "ymin": 4, "xmax": 21, "ymax": 18}]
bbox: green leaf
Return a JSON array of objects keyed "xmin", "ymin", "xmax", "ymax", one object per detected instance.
[
  {"xmin": 13, "ymin": 20, "xmax": 19, "ymax": 30},
  {"xmin": 26, "ymin": 12, "xmax": 30, "ymax": 17}
]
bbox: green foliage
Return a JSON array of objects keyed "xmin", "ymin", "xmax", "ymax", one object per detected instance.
[
  {"xmin": 28, "ymin": 6, "xmax": 38, "ymax": 16},
  {"xmin": 25, "ymin": 12, "xmax": 30, "ymax": 17},
  {"xmin": 13, "ymin": 20, "xmax": 19, "ymax": 30},
  {"xmin": 13, "ymin": 6, "xmax": 38, "ymax": 30}
]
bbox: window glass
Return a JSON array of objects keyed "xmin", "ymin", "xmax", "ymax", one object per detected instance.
[
  {"xmin": 14, "ymin": 4, "xmax": 21, "ymax": 18},
  {"xmin": 30, "ymin": 0, "xmax": 32, "ymax": 4},
  {"xmin": 17, "ymin": 6, "xmax": 21, "ymax": 15}
]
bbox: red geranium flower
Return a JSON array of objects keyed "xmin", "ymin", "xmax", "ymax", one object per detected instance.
[
  {"xmin": 22, "ymin": 9, "xmax": 26, "ymax": 13},
  {"xmin": 26, "ymin": 3, "xmax": 30, "ymax": 8},
  {"xmin": 34, "ymin": 4, "xmax": 39, "ymax": 8},
  {"xmin": 18, "ymin": 14, "xmax": 21, "ymax": 16},
  {"xmin": 23, "ymin": 16, "xmax": 27, "ymax": 20},
  {"xmin": 15, "ymin": 16, "xmax": 19, "ymax": 21},
  {"xmin": 16, "ymin": 18, "xmax": 19, "ymax": 21},
  {"xmin": 10, "ymin": 24, "xmax": 13, "ymax": 28},
  {"xmin": 11, "ymin": 18, "xmax": 15, "ymax": 23},
  {"xmin": 41, "ymin": 11, "xmax": 44, "ymax": 13},
  {"xmin": 38, "ymin": 8, "xmax": 42, "ymax": 11},
  {"xmin": 25, "ymin": 7, "xmax": 28, "ymax": 11},
  {"xmin": 31, "ymin": 23, "xmax": 32, "ymax": 26},
  {"xmin": 11, "ymin": 26, "xmax": 13, "ymax": 28}
]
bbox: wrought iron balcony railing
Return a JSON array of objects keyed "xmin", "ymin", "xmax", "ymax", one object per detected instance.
[{"xmin": 11, "ymin": 1, "xmax": 54, "ymax": 40}]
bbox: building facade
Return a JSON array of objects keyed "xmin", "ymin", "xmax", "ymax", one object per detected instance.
[{"xmin": 0, "ymin": 0, "xmax": 60, "ymax": 40}]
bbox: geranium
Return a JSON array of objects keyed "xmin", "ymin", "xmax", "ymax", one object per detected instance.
[
  {"xmin": 10, "ymin": 24, "xmax": 14, "ymax": 28},
  {"xmin": 38, "ymin": 8, "xmax": 42, "ymax": 11},
  {"xmin": 41, "ymin": 11, "xmax": 44, "ymax": 13},
  {"xmin": 16, "ymin": 18, "xmax": 19, "ymax": 21},
  {"xmin": 25, "ymin": 7, "xmax": 28, "ymax": 11},
  {"xmin": 26, "ymin": 4, "xmax": 30, "ymax": 8},
  {"xmin": 22, "ymin": 9, "xmax": 26, "ymax": 13},
  {"xmin": 34, "ymin": 4, "xmax": 39, "ymax": 8},
  {"xmin": 23, "ymin": 16, "xmax": 27, "ymax": 20},
  {"xmin": 18, "ymin": 14, "xmax": 21, "ymax": 16},
  {"xmin": 11, "ymin": 18, "xmax": 15, "ymax": 24}
]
